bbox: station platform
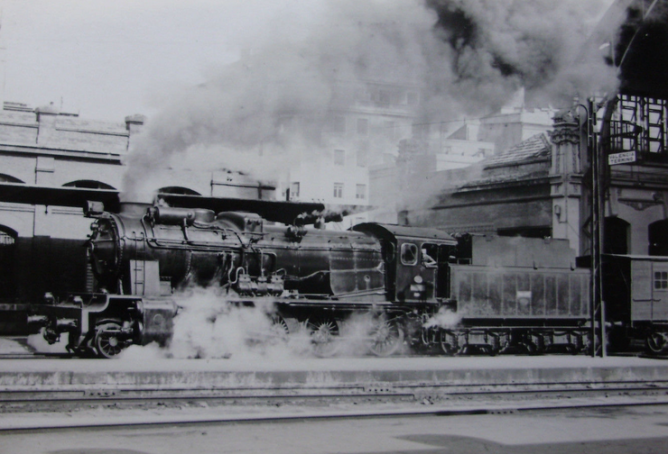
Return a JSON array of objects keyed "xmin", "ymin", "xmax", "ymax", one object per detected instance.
[
  {"xmin": 1, "ymin": 353, "xmax": 667, "ymax": 391},
  {"xmin": 4, "ymin": 337, "xmax": 668, "ymax": 432}
]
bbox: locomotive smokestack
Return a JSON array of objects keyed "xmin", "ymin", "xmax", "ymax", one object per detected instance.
[{"xmin": 118, "ymin": 192, "xmax": 154, "ymax": 216}]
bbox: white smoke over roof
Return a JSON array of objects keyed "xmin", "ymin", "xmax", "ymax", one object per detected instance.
[{"xmin": 123, "ymin": 0, "xmax": 620, "ymax": 194}]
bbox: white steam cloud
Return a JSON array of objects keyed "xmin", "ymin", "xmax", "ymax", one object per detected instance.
[
  {"xmin": 123, "ymin": 0, "xmax": 619, "ymax": 195},
  {"xmin": 120, "ymin": 287, "xmax": 309, "ymax": 360},
  {"xmin": 423, "ymin": 306, "xmax": 462, "ymax": 329},
  {"xmin": 120, "ymin": 286, "xmax": 395, "ymax": 361},
  {"xmin": 167, "ymin": 287, "xmax": 311, "ymax": 360}
]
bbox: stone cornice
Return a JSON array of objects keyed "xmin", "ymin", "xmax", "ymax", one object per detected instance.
[
  {"xmin": 431, "ymin": 194, "xmax": 550, "ymax": 210},
  {"xmin": 0, "ymin": 144, "xmax": 123, "ymax": 163},
  {"xmin": 457, "ymin": 175, "xmax": 551, "ymax": 193}
]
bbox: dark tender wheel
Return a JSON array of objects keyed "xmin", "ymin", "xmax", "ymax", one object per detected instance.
[
  {"xmin": 307, "ymin": 318, "xmax": 340, "ymax": 358},
  {"xmin": 486, "ymin": 332, "xmax": 509, "ymax": 356},
  {"xmin": 366, "ymin": 318, "xmax": 404, "ymax": 357},
  {"xmin": 439, "ymin": 330, "xmax": 462, "ymax": 356},
  {"xmin": 496, "ymin": 332, "xmax": 511, "ymax": 355},
  {"xmin": 525, "ymin": 334, "xmax": 545, "ymax": 355},
  {"xmin": 94, "ymin": 323, "xmax": 126, "ymax": 359},
  {"xmin": 647, "ymin": 331, "xmax": 668, "ymax": 355}
]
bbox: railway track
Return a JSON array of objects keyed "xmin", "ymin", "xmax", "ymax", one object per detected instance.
[
  {"xmin": 2, "ymin": 381, "xmax": 668, "ymax": 432},
  {"xmin": 2, "ymin": 379, "xmax": 668, "ymax": 413}
]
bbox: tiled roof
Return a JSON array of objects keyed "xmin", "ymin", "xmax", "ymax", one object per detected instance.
[{"xmin": 482, "ymin": 133, "xmax": 551, "ymax": 167}]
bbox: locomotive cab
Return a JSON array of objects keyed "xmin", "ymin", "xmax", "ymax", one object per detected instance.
[{"xmin": 352, "ymin": 224, "xmax": 457, "ymax": 304}]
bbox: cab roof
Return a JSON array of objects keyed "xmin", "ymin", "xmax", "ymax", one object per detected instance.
[{"xmin": 352, "ymin": 223, "xmax": 457, "ymax": 245}]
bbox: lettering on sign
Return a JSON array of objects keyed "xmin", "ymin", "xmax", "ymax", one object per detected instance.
[{"xmin": 608, "ymin": 151, "xmax": 636, "ymax": 165}]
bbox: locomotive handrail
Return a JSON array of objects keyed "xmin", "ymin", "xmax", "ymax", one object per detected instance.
[
  {"xmin": 145, "ymin": 237, "xmax": 242, "ymax": 250},
  {"xmin": 292, "ymin": 269, "xmax": 330, "ymax": 281},
  {"xmin": 330, "ymin": 266, "xmax": 385, "ymax": 274},
  {"xmin": 330, "ymin": 288, "xmax": 387, "ymax": 299}
]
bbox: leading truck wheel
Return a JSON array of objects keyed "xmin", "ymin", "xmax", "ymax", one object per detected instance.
[{"xmin": 94, "ymin": 323, "xmax": 126, "ymax": 359}]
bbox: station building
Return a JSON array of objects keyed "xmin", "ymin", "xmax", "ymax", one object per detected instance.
[{"xmin": 399, "ymin": 101, "xmax": 668, "ymax": 258}]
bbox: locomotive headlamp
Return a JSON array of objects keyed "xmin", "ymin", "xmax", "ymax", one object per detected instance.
[{"xmin": 411, "ymin": 275, "xmax": 426, "ymax": 296}]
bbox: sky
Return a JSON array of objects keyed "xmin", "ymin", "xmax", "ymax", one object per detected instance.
[
  {"xmin": 0, "ymin": 0, "xmax": 321, "ymax": 121},
  {"xmin": 0, "ymin": 0, "xmax": 612, "ymax": 121},
  {"xmin": 0, "ymin": 0, "xmax": 617, "ymax": 124}
]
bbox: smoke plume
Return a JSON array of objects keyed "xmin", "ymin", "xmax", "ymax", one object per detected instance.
[
  {"xmin": 123, "ymin": 0, "xmax": 618, "ymax": 195},
  {"xmin": 425, "ymin": 0, "xmax": 620, "ymax": 114}
]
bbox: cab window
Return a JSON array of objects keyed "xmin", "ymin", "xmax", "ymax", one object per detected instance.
[
  {"xmin": 401, "ymin": 243, "xmax": 418, "ymax": 266},
  {"xmin": 421, "ymin": 243, "xmax": 438, "ymax": 267}
]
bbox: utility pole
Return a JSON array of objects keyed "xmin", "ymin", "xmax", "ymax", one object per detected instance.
[{"xmin": 583, "ymin": 96, "xmax": 611, "ymax": 358}]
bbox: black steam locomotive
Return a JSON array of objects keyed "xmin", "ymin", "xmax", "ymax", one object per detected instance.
[{"xmin": 28, "ymin": 200, "xmax": 668, "ymax": 358}]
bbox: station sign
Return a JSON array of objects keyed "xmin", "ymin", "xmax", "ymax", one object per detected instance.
[{"xmin": 608, "ymin": 151, "xmax": 636, "ymax": 166}]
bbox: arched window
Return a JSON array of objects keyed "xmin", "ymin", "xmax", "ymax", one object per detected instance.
[
  {"xmin": 0, "ymin": 174, "xmax": 25, "ymax": 184},
  {"xmin": 649, "ymin": 219, "xmax": 668, "ymax": 256},
  {"xmin": 63, "ymin": 180, "xmax": 116, "ymax": 190},
  {"xmin": 157, "ymin": 187, "xmax": 201, "ymax": 196},
  {"xmin": 604, "ymin": 217, "xmax": 630, "ymax": 255}
]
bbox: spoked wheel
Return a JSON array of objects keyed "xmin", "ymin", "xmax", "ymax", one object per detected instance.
[
  {"xmin": 269, "ymin": 316, "xmax": 290, "ymax": 342},
  {"xmin": 440, "ymin": 331, "xmax": 463, "ymax": 356},
  {"xmin": 366, "ymin": 318, "xmax": 404, "ymax": 357},
  {"xmin": 307, "ymin": 318, "xmax": 340, "ymax": 358},
  {"xmin": 647, "ymin": 331, "xmax": 668, "ymax": 355},
  {"xmin": 94, "ymin": 323, "xmax": 126, "ymax": 359}
]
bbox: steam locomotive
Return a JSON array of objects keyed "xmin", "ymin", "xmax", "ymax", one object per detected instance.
[{"xmin": 28, "ymin": 200, "xmax": 668, "ymax": 358}]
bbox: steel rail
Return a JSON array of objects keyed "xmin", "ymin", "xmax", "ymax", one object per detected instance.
[
  {"xmin": 3, "ymin": 397, "xmax": 668, "ymax": 432},
  {"xmin": 2, "ymin": 377, "xmax": 668, "ymax": 397},
  {"xmin": 2, "ymin": 381, "xmax": 667, "ymax": 408}
]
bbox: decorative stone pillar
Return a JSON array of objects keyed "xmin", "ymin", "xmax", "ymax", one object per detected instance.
[{"xmin": 548, "ymin": 108, "xmax": 586, "ymax": 255}]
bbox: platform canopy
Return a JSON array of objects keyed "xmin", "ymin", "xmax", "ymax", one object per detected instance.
[{"xmin": 0, "ymin": 182, "xmax": 327, "ymax": 225}]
